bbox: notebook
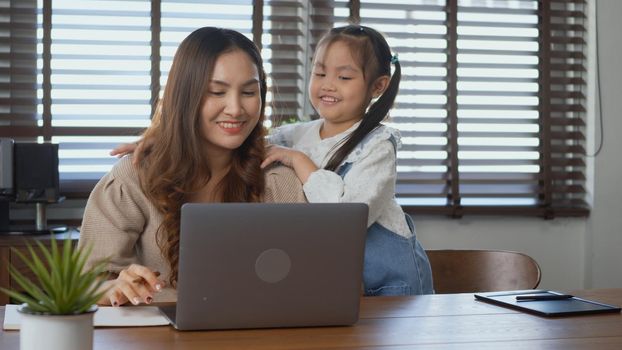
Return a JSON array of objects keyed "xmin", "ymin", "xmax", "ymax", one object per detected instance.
[
  {"xmin": 159, "ymin": 202, "xmax": 368, "ymax": 331},
  {"xmin": 3, "ymin": 304, "xmax": 169, "ymax": 330},
  {"xmin": 474, "ymin": 290, "xmax": 622, "ymax": 317}
]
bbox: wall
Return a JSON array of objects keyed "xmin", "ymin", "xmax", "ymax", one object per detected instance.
[
  {"xmin": 416, "ymin": 217, "xmax": 586, "ymax": 290},
  {"xmin": 584, "ymin": 0, "xmax": 622, "ymax": 288},
  {"xmin": 416, "ymin": 0, "xmax": 622, "ymax": 291}
]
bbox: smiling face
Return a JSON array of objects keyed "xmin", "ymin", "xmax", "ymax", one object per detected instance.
[
  {"xmin": 199, "ymin": 49, "xmax": 262, "ymax": 158},
  {"xmin": 309, "ymin": 40, "xmax": 372, "ymax": 134}
]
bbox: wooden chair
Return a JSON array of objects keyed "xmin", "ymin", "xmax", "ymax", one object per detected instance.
[{"xmin": 426, "ymin": 249, "xmax": 541, "ymax": 294}]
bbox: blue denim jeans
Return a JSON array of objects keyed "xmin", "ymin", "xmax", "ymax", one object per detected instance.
[
  {"xmin": 362, "ymin": 214, "xmax": 434, "ymax": 296},
  {"xmin": 336, "ymin": 155, "xmax": 434, "ymax": 296}
]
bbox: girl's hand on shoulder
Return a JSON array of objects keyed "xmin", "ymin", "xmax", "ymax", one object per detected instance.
[
  {"xmin": 109, "ymin": 138, "xmax": 152, "ymax": 165},
  {"xmin": 261, "ymin": 145, "xmax": 318, "ymax": 183},
  {"xmin": 261, "ymin": 145, "xmax": 301, "ymax": 169},
  {"xmin": 98, "ymin": 264, "xmax": 165, "ymax": 307},
  {"xmin": 109, "ymin": 142, "xmax": 138, "ymax": 158}
]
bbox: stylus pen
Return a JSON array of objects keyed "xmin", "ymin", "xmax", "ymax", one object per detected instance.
[{"xmin": 515, "ymin": 294, "xmax": 574, "ymax": 302}]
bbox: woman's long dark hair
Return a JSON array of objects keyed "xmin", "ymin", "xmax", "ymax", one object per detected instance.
[
  {"xmin": 316, "ymin": 25, "xmax": 401, "ymax": 171},
  {"xmin": 138, "ymin": 27, "xmax": 268, "ymax": 286}
]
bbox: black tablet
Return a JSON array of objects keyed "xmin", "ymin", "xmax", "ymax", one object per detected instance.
[{"xmin": 474, "ymin": 290, "xmax": 622, "ymax": 317}]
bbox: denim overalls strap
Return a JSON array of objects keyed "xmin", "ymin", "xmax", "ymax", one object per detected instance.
[{"xmin": 336, "ymin": 134, "xmax": 434, "ymax": 296}]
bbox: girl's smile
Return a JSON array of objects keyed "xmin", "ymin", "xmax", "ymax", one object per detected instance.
[{"xmin": 319, "ymin": 95, "xmax": 340, "ymax": 105}]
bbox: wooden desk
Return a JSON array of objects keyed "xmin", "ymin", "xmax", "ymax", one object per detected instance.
[{"xmin": 2, "ymin": 289, "xmax": 622, "ymax": 349}]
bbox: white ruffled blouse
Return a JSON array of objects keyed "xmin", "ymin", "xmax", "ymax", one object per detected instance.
[{"xmin": 269, "ymin": 119, "xmax": 412, "ymax": 238}]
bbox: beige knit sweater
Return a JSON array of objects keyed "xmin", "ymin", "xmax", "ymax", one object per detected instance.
[{"xmin": 78, "ymin": 156, "xmax": 306, "ymax": 300}]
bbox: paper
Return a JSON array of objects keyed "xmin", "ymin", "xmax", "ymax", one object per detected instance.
[{"xmin": 3, "ymin": 304, "xmax": 170, "ymax": 330}]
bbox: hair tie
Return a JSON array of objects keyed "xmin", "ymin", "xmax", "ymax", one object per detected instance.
[{"xmin": 390, "ymin": 54, "xmax": 399, "ymax": 64}]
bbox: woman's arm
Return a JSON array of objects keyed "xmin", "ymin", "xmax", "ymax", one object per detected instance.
[
  {"xmin": 109, "ymin": 137, "xmax": 153, "ymax": 165},
  {"xmin": 79, "ymin": 158, "xmax": 165, "ymax": 305},
  {"xmin": 263, "ymin": 165, "xmax": 307, "ymax": 203}
]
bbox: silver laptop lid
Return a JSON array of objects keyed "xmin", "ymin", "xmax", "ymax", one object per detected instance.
[{"xmin": 173, "ymin": 203, "xmax": 368, "ymax": 330}]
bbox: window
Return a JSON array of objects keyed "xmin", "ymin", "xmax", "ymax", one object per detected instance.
[
  {"xmin": 334, "ymin": 0, "xmax": 588, "ymax": 217},
  {"xmin": 49, "ymin": 0, "xmax": 152, "ymax": 188},
  {"xmin": 0, "ymin": 0, "xmax": 588, "ymax": 218}
]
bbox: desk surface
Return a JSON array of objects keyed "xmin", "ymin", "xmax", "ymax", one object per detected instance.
[{"xmin": 2, "ymin": 289, "xmax": 622, "ymax": 349}]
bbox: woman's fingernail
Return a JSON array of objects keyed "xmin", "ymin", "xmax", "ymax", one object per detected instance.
[
  {"xmin": 132, "ymin": 297, "xmax": 140, "ymax": 305},
  {"xmin": 146, "ymin": 296, "xmax": 153, "ymax": 304},
  {"xmin": 155, "ymin": 283, "xmax": 162, "ymax": 291}
]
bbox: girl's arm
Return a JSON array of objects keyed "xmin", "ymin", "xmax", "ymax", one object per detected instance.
[
  {"xmin": 266, "ymin": 122, "xmax": 299, "ymax": 147},
  {"xmin": 109, "ymin": 142, "xmax": 138, "ymax": 157},
  {"xmin": 262, "ymin": 120, "xmax": 321, "ymax": 181},
  {"xmin": 303, "ymin": 140, "xmax": 397, "ymax": 227},
  {"xmin": 260, "ymin": 145, "xmax": 318, "ymax": 183},
  {"xmin": 109, "ymin": 137, "xmax": 153, "ymax": 165}
]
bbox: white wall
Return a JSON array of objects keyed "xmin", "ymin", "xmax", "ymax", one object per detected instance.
[
  {"xmin": 584, "ymin": 0, "xmax": 622, "ymax": 288},
  {"xmin": 416, "ymin": 216, "xmax": 588, "ymax": 290},
  {"xmin": 415, "ymin": 0, "xmax": 622, "ymax": 291}
]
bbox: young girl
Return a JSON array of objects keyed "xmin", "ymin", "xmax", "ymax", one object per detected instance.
[{"xmin": 261, "ymin": 25, "xmax": 434, "ymax": 296}]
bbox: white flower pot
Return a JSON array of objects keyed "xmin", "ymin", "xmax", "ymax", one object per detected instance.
[{"xmin": 18, "ymin": 304, "xmax": 97, "ymax": 350}]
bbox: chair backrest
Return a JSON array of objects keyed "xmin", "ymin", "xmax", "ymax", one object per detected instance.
[{"xmin": 426, "ymin": 249, "xmax": 541, "ymax": 294}]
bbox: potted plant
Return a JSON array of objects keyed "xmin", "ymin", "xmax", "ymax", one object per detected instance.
[{"xmin": 0, "ymin": 237, "xmax": 108, "ymax": 350}]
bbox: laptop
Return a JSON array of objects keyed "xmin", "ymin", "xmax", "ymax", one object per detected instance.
[{"xmin": 159, "ymin": 202, "xmax": 368, "ymax": 330}]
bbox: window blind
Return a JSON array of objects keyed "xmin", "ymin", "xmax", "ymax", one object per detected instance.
[
  {"xmin": 49, "ymin": 0, "xmax": 152, "ymax": 196},
  {"xmin": 545, "ymin": 0, "xmax": 587, "ymax": 216},
  {"xmin": 353, "ymin": 0, "xmax": 451, "ymax": 209},
  {"xmin": 349, "ymin": 0, "xmax": 588, "ymax": 217},
  {"xmin": 264, "ymin": 0, "xmax": 337, "ymax": 123},
  {"xmin": 0, "ymin": 0, "xmax": 589, "ymax": 218},
  {"xmin": 160, "ymin": 0, "xmax": 253, "ymax": 93},
  {"xmin": 0, "ymin": 0, "xmax": 38, "ymax": 132},
  {"xmin": 2, "ymin": 0, "xmax": 309, "ymax": 195},
  {"xmin": 263, "ymin": 0, "xmax": 304, "ymax": 125}
]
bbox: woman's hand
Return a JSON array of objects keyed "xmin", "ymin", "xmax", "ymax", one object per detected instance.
[
  {"xmin": 261, "ymin": 145, "xmax": 318, "ymax": 183},
  {"xmin": 98, "ymin": 264, "xmax": 165, "ymax": 306}
]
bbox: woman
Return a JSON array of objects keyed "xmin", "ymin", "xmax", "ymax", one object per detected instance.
[{"xmin": 78, "ymin": 27, "xmax": 305, "ymax": 307}]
